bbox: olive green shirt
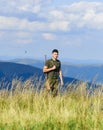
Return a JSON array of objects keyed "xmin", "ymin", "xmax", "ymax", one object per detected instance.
[{"xmin": 45, "ymin": 59, "xmax": 61, "ymax": 79}]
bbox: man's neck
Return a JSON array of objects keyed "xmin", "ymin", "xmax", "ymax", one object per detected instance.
[{"xmin": 52, "ymin": 57, "xmax": 56, "ymax": 61}]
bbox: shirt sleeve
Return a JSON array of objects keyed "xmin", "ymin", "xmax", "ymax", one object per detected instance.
[{"xmin": 45, "ymin": 60, "xmax": 49, "ymax": 67}]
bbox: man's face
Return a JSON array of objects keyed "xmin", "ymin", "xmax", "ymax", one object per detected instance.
[{"xmin": 52, "ymin": 52, "xmax": 58, "ymax": 59}]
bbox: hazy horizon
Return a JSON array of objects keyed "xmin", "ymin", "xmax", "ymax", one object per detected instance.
[{"xmin": 1, "ymin": 56, "xmax": 103, "ymax": 65}]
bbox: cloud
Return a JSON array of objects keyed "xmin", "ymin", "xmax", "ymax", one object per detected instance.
[
  {"xmin": 0, "ymin": 0, "xmax": 51, "ymax": 14},
  {"xmin": 80, "ymin": 10, "xmax": 103, "ymax": 29},
  {"xmin": 0, "ymin": 16, "xmax": 22, "ymax": 30},
  {"xmin": 0, "ymin": 30, "xmax": 34, "ymax": 45},
  {"xmin": 0, "ymin": 15, "xmax": 70, "ymax": 32},
  {"xmin": 17, "ymin": 2, "xmax": 41, "ymax": 13},
  {"xmin": 1, "ymin": 0, "xmax": 103, "ymax": 59},
  {"xmin": 49, "ymin": 10, "xmax": 64, "ymax": 19},
  {"xmin": 42, "ymin": 33, "xmax": 56, "ymax": 40},
  {"xmin": 1, "ymin": 1, "xmax": 103, "ymax": 33},
  {"xmin": 64, "ymin": 1, "xmax": 103, "ymax": 13},
  {"xmin": 62, "ymin": 1, "xmax": 103, "ymax": 30},
  {"xmin": 40, "ymin": 1, "xmax": 103, "ymax": 31},
  {"xmin": 49, "ymin": 21, "xmax": 70, "ymax": 31},
  {"xmin": 0, "ymin": 16, "xmax": 47, "ymax": 31}
]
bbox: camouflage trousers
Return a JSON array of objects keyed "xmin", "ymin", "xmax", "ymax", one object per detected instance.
[{"xmin": 44, "ymin": 78, "xmax": 59, "ymax": 97}]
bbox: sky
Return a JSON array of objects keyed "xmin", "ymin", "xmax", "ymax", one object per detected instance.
[{"xmin": 1, "ymin": 0, "xmax": 103, "ymax": 62}]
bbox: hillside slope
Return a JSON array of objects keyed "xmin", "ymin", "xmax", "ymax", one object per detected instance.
[
  {"xmin": 10, "ymin": 58, "xmax": 103, "ymax": 83},
  {"xmin": 62, "ymin": 64, "xmax": 103, "ymax": 83},
  {"xmin": 0, "ymin": 62, "xmax": 43, "ymax": 80},
  {"xmin": 0, "ymin": 62, "xmax": 79, "ymax": 89}
]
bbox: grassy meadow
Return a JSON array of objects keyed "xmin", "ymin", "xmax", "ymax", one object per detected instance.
[{"xmin": 0, "ymin": 79, "xmax": 103, "ymax": 130}]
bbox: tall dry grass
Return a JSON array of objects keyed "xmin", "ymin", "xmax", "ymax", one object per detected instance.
[{"xmin": 0, "ymin": 79, "xmax": 103, "ymax": 130}]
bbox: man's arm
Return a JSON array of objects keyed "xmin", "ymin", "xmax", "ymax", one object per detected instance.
[
  {"xmin": 59, "ymin": 69, "xmax": 64, "ymax": 86},
  {"xmin": 43, "ymin": 65, "xmax": 56, "ymax": 73}
]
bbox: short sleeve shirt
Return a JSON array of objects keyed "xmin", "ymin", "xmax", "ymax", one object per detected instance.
[{"xmin": 45, "ymin": 59, "xmax": 61, "ymax": 79}]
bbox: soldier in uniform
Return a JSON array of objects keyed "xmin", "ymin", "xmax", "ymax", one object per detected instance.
[{"xmin": 43, "ymin": 49, "xmax": 64, "ymax": 96}]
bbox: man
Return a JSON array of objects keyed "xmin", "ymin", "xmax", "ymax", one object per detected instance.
[{"xmin": 43, "ymin": 49, "xmax": 64, "ymax": 96}]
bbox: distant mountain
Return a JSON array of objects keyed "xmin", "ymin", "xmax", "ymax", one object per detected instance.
[
  {"xmin": 8, "ymin": 57, "xmax": 103, "ymax": 65},
  {"xmin": 0, "ymin": 61, "xmax": 80, "ymax": 90},
  {"xmin": 9, "ymin": 58, "xmax": 103, "ymax": 83},
  {"xmin": 61, "ymin": 58, "xmax": 103, "ymax": 65},
  {"xmin": 0, "ymin": 61, "xmax": 43, "ymax": 80},
  {"xmin": 0, "ymin": 62, "xmax": 43, "ymax": 89},
  {"xmin": 10, "ymin": 58, "xmax": 44, "ymax": 68},
  {"xmin": 62, "ymin": 64, "xmax": 103, "ymax": 83}
]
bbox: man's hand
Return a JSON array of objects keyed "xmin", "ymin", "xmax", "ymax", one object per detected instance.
[
  {"xmin": 43, "ymin": 65, "xmax": 56, "ymax": 72},
  {"xmin": 52, "ymin": 65, "xmax": 56, "ymax": 70}
]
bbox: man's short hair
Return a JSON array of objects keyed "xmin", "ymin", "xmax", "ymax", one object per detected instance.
[{"xmin": 52, "ymin": 49, "xmax": 59, "ymax": 53}]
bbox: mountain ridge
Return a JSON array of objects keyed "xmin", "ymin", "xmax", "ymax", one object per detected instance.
[
  {"xmin": 9, "ymin": 58, "xmax": 103, "ymax": 83},
  {"xmin": 0, "ymin": 61, "xmax": 79, "ymax": 89}
]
